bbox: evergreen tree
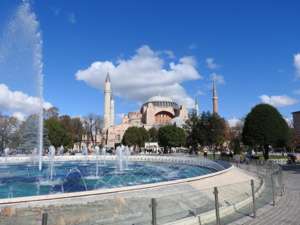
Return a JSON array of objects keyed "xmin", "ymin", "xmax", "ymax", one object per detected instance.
[{"xmin": 242, "ymin": 104, "xmax": 290, "ymax": 160}]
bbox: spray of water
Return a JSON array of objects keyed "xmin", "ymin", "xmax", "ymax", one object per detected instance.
[{"xmin": 2, "ymin": 1, "xmax": 45, "ymax": 170}]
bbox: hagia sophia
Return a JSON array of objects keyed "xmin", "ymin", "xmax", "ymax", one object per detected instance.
[
  {"xmin": 101, "ymin": 73, "xmax": 218, "ymax": 148},
  {"xmin": 82, "ymin": 73, "xmax": 218, "ymax": 148}
]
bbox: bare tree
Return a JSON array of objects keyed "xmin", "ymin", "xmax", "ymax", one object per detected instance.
[
  {"xmin": 82, "ymin": 114, "xmax": 103, "ymax": 145},
  {"xmin": 0, "ymin": 113, "xmax": 20, "ymax": 154}
]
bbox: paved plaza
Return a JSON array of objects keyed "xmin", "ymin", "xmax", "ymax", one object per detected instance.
[{"xmin": 231, "ymin": 165, "xmax": 300, "ymax": 225}]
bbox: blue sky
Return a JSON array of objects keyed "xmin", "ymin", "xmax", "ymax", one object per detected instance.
[{"xmin": 0, "ymin": 0, "xmax": 300, "ymax": 125}]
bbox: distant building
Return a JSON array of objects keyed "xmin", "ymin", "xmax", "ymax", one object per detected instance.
[
  {"xmin": 105, "ymin": 96, "xmax": 189, "ymax": 147},
  {"xmin": 292, "ymin": 111, "xmax": 300, "ymax": 145},
  {"xmin": 81, "ymin": 72, "xmax": 220, "ymax": 148},
  {"xmin": 102, "ymin": 74, "xmax": 189, "ymax": 147}
]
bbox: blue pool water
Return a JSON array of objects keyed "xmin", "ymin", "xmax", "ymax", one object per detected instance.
[{"xmin": 0, "ymin": 161, "xmax": 216, "ymax": 199}]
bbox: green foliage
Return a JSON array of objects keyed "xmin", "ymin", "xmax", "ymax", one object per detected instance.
[
  {"xmin": 184, "ymin": 111, "xmax": 227, "ymax": 150},
  {"xmin": 242, "ymin": 104, "xmax": 290, "ymax": 148},
  {"xmin": 148, "ymin": 127, "xmax": 158, "ymax": 142},
  {"xmin": 208, "ymin": 113, "xmax": 227, "ymax": 146},
  {"xmin": 59, "ymin": 115, "xmax": 84, "ymax": 146},
  {"xmin": 122, "ymin": 127, "xmax": 149, "ymax": 147},
  {"xmin": 158, "ymin": 125, "xmax": 186, "ymax": 148},
  {"xmin": 44, "ymin": 118, "xmax": 72, "ymax": 148}
]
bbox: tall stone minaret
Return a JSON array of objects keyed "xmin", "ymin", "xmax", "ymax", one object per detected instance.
[
  {"xmin": 104, "ymin": 73, "xmax": 112, "ymax": 129},
  {"xmin": 212, "ymin": 78, "xmax": 218, "ymax": 114},
  {"xmin": 110, "ymin": 97, "xmax": 115, "ymax": 126},
  {"xmin": 194, "ymin": 97, "xmax": 199, "ymax": 116}
]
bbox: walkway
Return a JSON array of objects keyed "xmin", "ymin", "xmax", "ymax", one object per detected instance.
[{"xmin": 231, "ymin": 165, "xmax": 300, "ymax": 225}]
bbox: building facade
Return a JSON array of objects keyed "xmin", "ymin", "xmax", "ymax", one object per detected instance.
[
  {"xmin": 105, "ymin": 96, "xmax": 189, "ymax": 147},
  {"xmin": 99, "ymin": 73, "xmax": 219, "ymax": 148}
]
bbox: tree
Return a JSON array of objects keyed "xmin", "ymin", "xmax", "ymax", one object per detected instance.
[
  {"xmin": 44, "ymin": 117, "xmax": 71, "ymax": 148},
  {"xmin": 158, "ymin": 125, "xmax": 186, "ymax": 149},
  {"xmin": 59, "ymin": 115, "xmax": 83, "ymax": 147},
  {"xmin": 82, "ymin": 114, "xmax": 103, "ymax": 145},
  {"xmin": 19, "ymin": 115, "xmax": 50, "ymax": 153},
  {"xmin": 184, "ymin": 111, "xmax": 228, "ymax": 154},
  {"xmin": 184, "ymin": 112, "xmax": 201, "ymax": 153},
  {"xmin": 208, "ymin": 113, "xmax": 227, "ymax": 147},
  {"xmin": 44, "ymin": 107, "xmax": 59, "ymax": 120},
  {"xmin": 70, "ymin": 117, "xmax": 84, "ymax": 143},
  {"xmin": 0, "ymin": 114, "xmax": 20, "ymax": 153},
  {"xmin": 148, "ymin": 127, "xmax": 158, "ymax": 142},
  {"xmin": 122, "ymin": 127, "xmax": 149, "ymax": 147},
  {"xmin": 242, "ymin": 104, "xmax": 290, "ymax": 160}
]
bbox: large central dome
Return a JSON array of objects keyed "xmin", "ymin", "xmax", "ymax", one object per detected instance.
[
  {"xmin": 143, "ymin": 95, "xmax": 179, "ymax": 109},
  {"xmin": 146, "ymin": 95, "xmax": 175, "ymax": 103}
]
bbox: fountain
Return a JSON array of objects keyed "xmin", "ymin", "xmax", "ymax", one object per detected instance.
[
  {"xmin": 81, "ymin": 144, "xmax": 88, "ymax": 156},
  {"xmin": 95, "ymin": 146, "xmax": 100, "ymax": 177},
  {"xmin": 58, "ymin": 145, "xmax": 64, "ymax": 155},
  {"xmin": 115, "ymin": 146, "xmax": 123, "ymax": 172},
  {"xmin": 4, "ymin": 148, "xmax": 9, "ymax": 164},
  {"xmin": 0, "ymin": 1, "xmax": 46, "ymax": 171},
  {"xmin": 124, "ymin": 146, "xmax": 130, "ymax": 170},
  {"xmin": 48, "ymin": 146, "xmax": 56, "ymax": 181},
  {"xmin": 62, "ymin": 168, "xmax": 88, "ymax": 193},
  {"xmin": 101, "ymin": 147, "xmax": 106, "ymax": 165},
  {"xmin": 31, "ymin": 148, "xmax": 38, "ymax": 165}
]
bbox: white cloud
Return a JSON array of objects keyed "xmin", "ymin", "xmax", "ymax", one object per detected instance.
[
  {"xmin": 67, "ymin": 12, "xmax": 76, "ymax": 24},
  {"xmin": 227, "ymin": 117, "xmax": 242, "ymax": 127},
  {"xmin": 206, "ymin": 57, "xmax": 219, "ymax": 70},
  {"xmin": 75, "ymin": 45, "xmax": 202, "ymax": 108},
  {"xmin": 12, "ymin": 112, "xmax": 26, "ymax": 121},
  {"xmin": 210, "ymin": 73, "xmax": 225, "ymax": 84},
  {"xmin": 159, "ymin": 50, "xmax": 175, "ymax": 59},
  {"xmin": 259, "ymin": 95, "xmax": 298, "ymax": 107},
  {"xmin": 0, "ymin": 84, "xmax": 52, "ymax": 117},
  {"xmin": 294, "ymin": 53, "xmax": 300, "ymax": 78}
]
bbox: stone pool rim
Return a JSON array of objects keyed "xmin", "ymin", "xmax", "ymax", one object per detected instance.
[{"xmin": 0, "ymin": 155, "xmax": 233, "ymax": 205}]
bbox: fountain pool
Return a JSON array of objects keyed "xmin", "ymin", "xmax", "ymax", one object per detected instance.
[{"xmin": 0, "ymin": 157, "xmax": 226, "ymax": 200}]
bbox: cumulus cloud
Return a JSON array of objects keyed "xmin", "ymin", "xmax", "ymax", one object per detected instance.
[
  {"xmin": 12, "ymin": 112, "xmax": 26, "ymax": 121},
  {"xmin": 206, "ymin": 57, "xmax": 219, "ymax": 70},
  {"xmin": 76, "ymin": 45, "xmax": 202, "ymax": 108},
  {"xmin": 259, "ymin": 95, "xmax": 298, "ymax": 107},
  {"xmin": 294, "ymin": 53, "xmax": 300, "ymax": 78},
  {"xmin": 210, "ymin": 73, "xmax": 225, "ymax": 85},
  {"xmin": 0, "ymin": 84, "xmax": 52, "ymax": 117}
]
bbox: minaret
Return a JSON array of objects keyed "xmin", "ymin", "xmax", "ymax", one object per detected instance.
[
  {"xmin": 194, "ymin": 97, "xmax": 199, "ymax": 116},
  {"xmin": 110, "ymin": 97, "xmax": 115, "ymax": 126},
  {"xmin": 104, "ymin": 73, "xmax": 111, "ymax": 129},
  {"xmin": 212, "ymin": 78, "xmax": 218, "ymax": 114}
]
